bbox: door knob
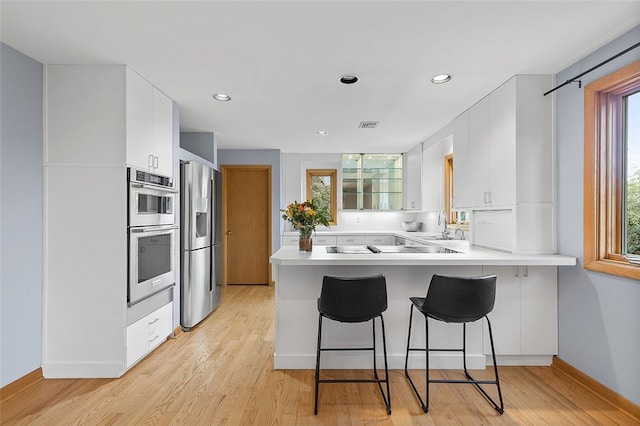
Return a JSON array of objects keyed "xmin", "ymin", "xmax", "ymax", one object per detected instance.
[{"xmin": 226, "ymin": 230, "xmax": 232, "ymax": 235}]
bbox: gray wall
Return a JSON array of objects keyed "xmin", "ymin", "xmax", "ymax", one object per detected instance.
[
  {"xmin": 180, "ymin": 132, "xmax": 216, "ymax": 165},
  {"xmin": 0, "ymin": 43, "xmax": 44, "ymax": 387},
  {"xmin": 556, "ymin": 25, "xmax": 640, "ymax": 405},
  {"xmin": 217, "ymin": 149, "xmax": 282, "ymax": 255}
]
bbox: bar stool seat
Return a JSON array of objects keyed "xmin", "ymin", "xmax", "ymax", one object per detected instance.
[
  {"xmin": 404, "ymin": 274, "xmax": 504, "ymax": 414},
  {"xmin": 314, "ymin": 274, "xmax": 391, "ymax": 415}
]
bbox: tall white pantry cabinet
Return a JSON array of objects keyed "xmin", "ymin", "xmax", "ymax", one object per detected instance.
[
  {"xmin": 453, "ymin": 75, "xmax": 555, "ymax": 254},
  {"xmin": 43, "ymin": 65, "xmax": 174, "ymax": 378}
]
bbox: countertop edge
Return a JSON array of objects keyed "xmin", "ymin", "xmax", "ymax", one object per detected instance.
[{"xmin": 270, "ymin": 246, "xmax": 578, "ymax": 267}]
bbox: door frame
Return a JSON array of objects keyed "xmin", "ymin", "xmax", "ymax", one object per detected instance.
[{"xmin": 221, "ymin": 165, "xmax": 272, "ymax": 286}]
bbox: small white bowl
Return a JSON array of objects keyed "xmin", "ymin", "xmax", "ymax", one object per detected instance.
[{"xmin": 401, "ymin": 221, "xmax": 422, "ymax": 232}]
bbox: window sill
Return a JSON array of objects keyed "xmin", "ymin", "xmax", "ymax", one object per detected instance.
[{"xmin": 584, "ymin": 258, "xmax": 640, "ymax": 280}]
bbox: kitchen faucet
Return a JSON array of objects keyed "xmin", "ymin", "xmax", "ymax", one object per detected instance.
[{"xmin": 438, "ymin": 211, "xmax": 448, "ymax": 239}]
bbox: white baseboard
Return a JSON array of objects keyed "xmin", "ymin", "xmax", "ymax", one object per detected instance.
[{"xmin": 42, "ymin": 362, "xmax": 125, "ymax": 378}]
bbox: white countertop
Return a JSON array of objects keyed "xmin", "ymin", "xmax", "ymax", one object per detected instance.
[
  {"xmin": 282, "ymin": 230, "xmax": 437, "ymax": 237},
  {"xmin": 270, "ymin": 241, "xmax": 577, "ymax": 266}
]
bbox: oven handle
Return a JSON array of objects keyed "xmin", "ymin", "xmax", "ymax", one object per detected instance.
[
  {"xmin": 130, "ymin": 225, "xmax": 179, "ymax": 233},
  {"xmin": 130, "ymin": 183, "xmax": 178, "ymax": 193}
]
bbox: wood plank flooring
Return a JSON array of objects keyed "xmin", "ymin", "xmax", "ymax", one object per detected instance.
[{"xmin": 2, "ymin": 285, "xmax": 638, "ymax": 425}]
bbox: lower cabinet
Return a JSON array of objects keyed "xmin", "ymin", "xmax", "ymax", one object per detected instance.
[
  {"xmin": 365, "ymin": 234, "xmax": 395, "ymax": 245},
  {"xmin": 282, "ymin": 235, "xmax": 337, "ymax": 246},
  {"xmin": 337, "ymin": 235, "xmax": 365, "ymax": 245},
  {"xmin": 126, "ymin": 302, "xmax": 173, "ymax": 368},
  {"xmin": 311, "ymin": 235, "xmax": 338, "ymax": 245},
  {"xmin": 281, "ymin": 233, "xmax": 402, "ymax": 247},
  {"xmin": 482, "ymin": 266, "xmax": 557, "ymax": 360}
]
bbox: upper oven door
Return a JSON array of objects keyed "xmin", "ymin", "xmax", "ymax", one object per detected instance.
[
  {"xmin": 129, "ymin": 225, "xmax": 177, "ymax": 306},
  {"xmin": 129, "ymin": 182, "xmax": 176, "ymax": 227}
]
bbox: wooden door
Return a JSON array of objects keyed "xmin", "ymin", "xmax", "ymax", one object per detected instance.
[{"xmin": 222, "ymin": 166, "xmax": 271, "ymax": 285}]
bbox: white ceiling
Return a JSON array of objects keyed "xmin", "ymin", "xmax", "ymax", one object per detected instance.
[{"xmin": 1, "ymin": 1, "xmax": 639, "ymax": 153}]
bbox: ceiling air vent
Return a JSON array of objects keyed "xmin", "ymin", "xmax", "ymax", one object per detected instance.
[{"xmin": 359, "ymin": 121, "xmax": 379, "ymax": 129}]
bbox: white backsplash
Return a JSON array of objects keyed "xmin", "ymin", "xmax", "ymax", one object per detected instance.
[{"xmin": 282, "ymin": 209, "xmax": 468, "ymax": 238}]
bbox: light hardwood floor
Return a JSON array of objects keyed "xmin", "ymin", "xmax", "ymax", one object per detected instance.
[{"xmin": 2, "ymin": 285, "xmax": 638, "ymax": 425}]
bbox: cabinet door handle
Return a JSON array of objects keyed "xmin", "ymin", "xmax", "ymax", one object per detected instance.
[
  {"xmin": 488, "ymin": 191, "xmax": 493, "ymax": 204},
  {"xmin": 148, "ymin": 334, "xmax": 160, "ymax": 343},
  {"xmin": 148, "ymin": 318, "xmax": 160, "ymax": 325},
  {"xmin": 153, "ymin": 156, "xmax": 159, "ymax": 169},
  {"xmin": 148, "ymin": 154, "xmax": 154, "ymax": 169},
  {"xmin": 484, "ymin": 192, "xmax": 488, "ymax": 204}
]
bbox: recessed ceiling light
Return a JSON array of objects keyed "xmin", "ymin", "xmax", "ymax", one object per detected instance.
[
  {"xmin": 339, "ymin": 75, "xmax": 359, "ymax": 85},
  {"xmin": 212, "ymin": 93, "xmax": 231, "ymax": 101},
  {"xmin": 316, "ymin": 130, "xmax": 328, "ymax": 136},
  {"xmin": 431, "ymin": 74, "xmax": 452, "ymax": 84}
]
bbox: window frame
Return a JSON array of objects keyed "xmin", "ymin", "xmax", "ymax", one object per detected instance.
[
  {"xmin": 306, "ymin": 168, "xmax": 338, "ymax": 225},
  {"xmin": 443, "ymin": 153, "xmax": 469, "ymax": 230},
  {"xmin": 584, "ymin": 60, "xmax": 640, "ymax": 279}
]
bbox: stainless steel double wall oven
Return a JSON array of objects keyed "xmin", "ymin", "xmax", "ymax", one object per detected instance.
[{"xmin": 128, "ymin": 168, "xmax": 178, "ymax": 306}]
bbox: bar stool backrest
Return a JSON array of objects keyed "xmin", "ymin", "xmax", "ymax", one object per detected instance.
[
  {"xmin": 423, "ymin": 274, "xmax": 497, "ymax": 323},
  {"xmin": 319, "ymin": 274, "xmax": 387, "ymax": 323}
]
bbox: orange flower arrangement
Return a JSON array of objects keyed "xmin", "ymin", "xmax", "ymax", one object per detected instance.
[{"xmin": 281, "ymin": 200, "xmax": 330, "ymax": 238}]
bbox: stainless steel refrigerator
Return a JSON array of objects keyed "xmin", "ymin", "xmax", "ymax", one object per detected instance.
[{"xmin": 180, "ymin": 161, "xmax": 222, "ymax": 331}]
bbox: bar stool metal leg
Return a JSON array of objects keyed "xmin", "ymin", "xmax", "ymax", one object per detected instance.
[
  {"xmin": 314, "ymin": 313, "xmax": 392, "ymax": 415},
  {"xmin": 404, "ymin": 304, "xmax": 429, "ymax": 412},
  {"xmin": 374, "ymin": 315, "xmax": 391, "ymax": 414},
  {"xmin": 314, "ymin": 313, "xmax": 323, "ymax": 415}
]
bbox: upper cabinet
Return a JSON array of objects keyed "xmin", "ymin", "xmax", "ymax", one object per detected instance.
[
  {"xmin": 126, "ymin": 68, "xmax": 174, "ymax": 177},
  {"xmin": 453, "ymin": 75, "xmax": 554, "ymax": 253},
  {"xmin": 452, "ymin": 111, "xmax": 471, "ymax": 210},
  {"xmin": 46, "ymin": 65, "xmax": 174, "ymax": 177},
  {"xmin": 421, "ymin": 141, "xmax": 444, "ymax": 211},
  {"xmin": 453, "ymin": 75, "xmax": 552, "ymax": 210},
  {"xmin": 404, "ymin": 144, "xmax": 422, "ymax": 210},
  {"xmin": 125, "ymin": 68, "xmax": 153, "ymax": 169}
]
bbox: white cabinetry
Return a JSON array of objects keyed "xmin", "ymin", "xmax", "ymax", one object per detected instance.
[
  {"xmin": 421, "ymin": 141, "xmax": 444, "ymax": 211},
  {"xmin": 282, "ymin": 233, "xmax": 395, "ymax": 246},
  {"xmin": 468, "ymin": 96, "xmax": 491, "ymax": 207},
  {"xmin": 453, "ymin": 75, "xmax": 554, "ymax": 253},
  {"xmin": 313, "ymin": 235, "xmax": 338, "ymax": 246},
  {"xmin": 454, "ymin": 75, "xmax": 551, "ymax": 209},
  {"xmin": 282, "ymin": 235, "xmax": 337, "ymax": 246},
  {"xmin": 125, "ymin": 68, "xmax": 174, "ymax": 177},
  {"xmin": 482, "ymin": 266, "xmax": 557, "ymax": 363},
  {"xmin": 43, "ymin": 65, "xmax": 175, "ymax": 378},
  {"xmin": 337, "ymin": 235, "xmax": 366, "ymax": 245},
  {"xmin": 126, "ymin": 302, "xmax": 173, "ymax": 368},
  {"xmin": 452, "ymin": 111, "xmax": 471, "ymax": 209},
  {"xmin": 365, "ymin": 235, "xmax": 395, "ymax": 245},
  {"xmin": 404, "ymin": 144, "xmax": 422, "ymax": 210},
  {"xmin": 464, "ymin": 80, "xmax": 519, "ymax": 207}
]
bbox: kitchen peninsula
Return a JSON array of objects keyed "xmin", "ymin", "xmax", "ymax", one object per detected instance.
[{"xmin": 270, "ymin": 241, "xmax": 575, "ymax": 370}]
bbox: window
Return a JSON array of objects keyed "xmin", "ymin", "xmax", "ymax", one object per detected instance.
[
  {"xmin": 444, "ymin": 154, "xmax": 458, "ymax": 224},
  {"xmin": 443, "ymin": 153, "xmax": 469, "ymax": 228},
  {"xmin": 306, "ymin": 169, "xmax": 337, "ymax": 225},
  {"xmin": 584, "ymin": 60, "xmax": 640, "ymax": 279},
  {"xmin": 342, "ymin": 154, "xmax": 403, "ymax": 210}
]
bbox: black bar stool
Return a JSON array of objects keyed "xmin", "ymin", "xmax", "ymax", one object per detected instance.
[
  {"xmin": 404, "ymin": 274, "xmax": 504, "ymax": 414},
  {"xmin": 314, "ymin": 274, "xmax": 391, "ymax": 415}
]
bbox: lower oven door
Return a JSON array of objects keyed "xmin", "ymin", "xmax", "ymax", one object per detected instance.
[{"xmin": 129, "ymin": 225, "xmax": 178, "ymax": 306}]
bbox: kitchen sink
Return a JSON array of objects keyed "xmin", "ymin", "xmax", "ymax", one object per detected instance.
[{"xmin": 326, "ymin": 245, "xmax": 460, "ymax": 254}]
